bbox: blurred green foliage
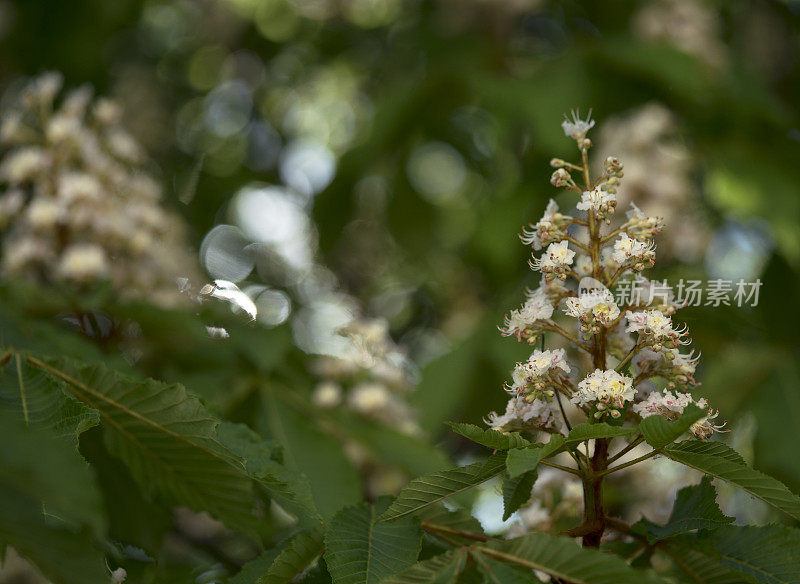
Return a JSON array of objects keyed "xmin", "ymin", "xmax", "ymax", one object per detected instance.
[{"xmin": 1, "ymin": 0, "xmax": 800, "ymax": 580}]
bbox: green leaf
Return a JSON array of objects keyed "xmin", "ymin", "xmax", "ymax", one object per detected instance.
[
  {"xmin": 701, "ymin": 525, "xmax": 800, "ymax": 584},
  {"xmin": 502, "ymin": 471, "xmax": 537, "ymax": 521},
  {"xmin": 325, "ymin": 497, "xmax": 422, "ymax": 584},
  {"xmin": 482, "ymin": 532, "xmax": 665, "ymax": 584},
  {"xmin": 446, "ymin": 422, "xmax": 530, "ymax": 450},
  {"xmin": 228, "ymin": 550, "xmax": 282, "ymax": 584},
  {"xmin": 473, "ymin": 552, "xmax": 544, "ymax": 583},
  {"xmin": 640, "ymin": 404, "xmax": 707, "ymax": 449},
  {"xmin": 0, "ymin": 353, "xmax": 99, "ymax": 445},
  {"xmin": 664, "ymin": 545, "xmax": 746, "ymax": 584},
  {"xmin": 381, "ymin": 549, "xmax": 468, "ymax": 584},
  {"xmin": 27, "ymin": 355, "xmax": 260, "ymax": 538},
  {"xmin": 0, "ymin": 484, "xmax": 107, "ymax": 584},
  {"xmin": 259, "ymin": 387, "xmax": 360, "ymax": 520},
  {"xmin": 565, "ymin": 423, "xmax": 637, "ymax": 445},
  {"xmin": 416, "ymin": 504, "xmax": 485, "ymax": 536},
  {"xmin": 259, "ymin": 525, "xmax": 325, "ymax": 584},
  {"xmin": 380, "ymin": 454, "xmax": 507, "ymax": 521},
  {"xmin": 634, "ymin": 476, "xmax": 733, "ymax": 542},
  {"xmin": 663, "ymin": 441, "xmax": 800, "ymax": 521},
  {"xmin": 218, "ymin": 422, "xmax": 320, "ymax": 524},
  {"xmin": 0, "ymin": 410, "xmax": 104, "ymax": 537},
  {"xmin": 505, "ymin": 435, "xmax": 564, "ymax": 479}
]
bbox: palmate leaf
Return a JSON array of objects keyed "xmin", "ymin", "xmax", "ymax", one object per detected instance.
[
  {"xmin": 663, "ymin": 441, "xmax": 800, "ymax": 521},
  {"xmin": 381, "ymin": 549, "xmax": 468, "ymax": 584},
  {"xmin": 0, "ymin": 485, "xmax": 107, "ymax": 584},
  {"xmin": 634, "ymin": 476, "xmax": 733, "ymax": 543},
  {"xmin": 502, "ymin": 471, "xmax": 537, "ymax": 521},
  {"xmin": 0, "ymin": 411, "xmax": 107, "ymax": 584},
  {"xmin": 0, "ymin": 352, "xmax": 99, "ymax": 445},
  {"xmin": 695, "ymin": 525, "xmax": 800, "ymax": 584},
  {"xmin": 0, "ymin": 410, "xmax": 104, "ymax": 536},
  {"xmin": 640, "ymin": 404, "xmax": 707, "ymax": 449},
  {"xmin": 217, "ymin": 422, "xmax": 320, "ymax": 524},
  {"xmin": 446, "ymin": 423, "xmax": 530, "ymax": 450},
  {"xmin": 379, "ymin": 454, "xmax": 507, "ymax": 521},
  {"xmin": 482, "ymin": 532, "xmax": 665, "ymax": 584},
  {"xmin": 258, "ymin": 525, "xmax": 325, "ymax": 584},
  {"xmin": 324, "ymin": 497, "xmax": 422, "ymax": 584},
  {"xmin": 26, "ymin": 354, "xmax": 260, "ymax": 538}
]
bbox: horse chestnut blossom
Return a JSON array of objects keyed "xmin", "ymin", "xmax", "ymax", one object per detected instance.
[
  {"xmin": 484, "ymin": 110, "xmax": 727, "ymax": 548},
  {"xmin": 571, "ymin": 369, "xmax": 635, "ymax": 419},
  {"xmin": 564, "ymin": 288, "xmax": 621, "ymax": 336},
  {"xmin": 507, "ymin": 349, "xmax": 571, "ymax": 401},
  {"xmin": 633, "ymin": 390, "xmax": 725, "ymax": 439},
  {"xmin": 612, "ymin": 233, "xmax": 656, "ymax": 271},
  {"xmin": 529, "ymin": 240, "xmax": 576, "ymax": 279},
  {"xmin": 520, "ymin": 199, "xmax": 573, "ymax": 250},
  {"xmin": 499, "ymin": 285, "xmax": 556, "ymax": 343}
]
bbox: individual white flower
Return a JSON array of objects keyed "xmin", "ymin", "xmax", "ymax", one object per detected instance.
[
  {"xmin": 57, "ymin": 244, "xmax": 109, "ymax": 282},
  {"xmin": 571, "ymin": 369, "xmax": 635, "ymax": 418},
  {"xmin": 626, "ymin": 202, "xmax": 664, "ymax": 239},
  {"xmin": 561, "ymin": 109, "xmax": 595, "ymax": 140},
  {"xmin": 499, "ymin": 287, "xmax": 555, "ymax": 343},
  {"xmin": 612, "ymin": 233, "xmax": 655, "ymax": 271},
  {"xmin": 626, "ymin": 309, "xmax": 689, "ymax": 349},
  {"xmin": 507, "ymin": 349, "xmax": 571, "ymax": 400},
  {"xmin": 520, "ymin": 199, "xmax": 572, "ymax": 250},
  {"xmin": 111, "ymin": 567, "xmax": 127, "ymax": 583},
  {"xmin": 576, "ymin": 186, "xmax": 617, "ymax": 216},
  {"xmin": 563, "ymin": 288, "xmax": 620, "ymax": 336},
  {"xmin": 485, "ymin": 396, "xmax": 562, "ymax": 433},
  {"xmin": 530, "ymin": 240, "xmax": 575, "ymax": 280},
  {"xmin": 313, "ymin": 381, "xmax": 342, "ymax": 408}
]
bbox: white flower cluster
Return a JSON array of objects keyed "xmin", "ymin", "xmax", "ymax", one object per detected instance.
[
  {"xmin": 499, "ymin": 285, "xmax": 556, "ymax": 343},
  {"xmin": 596, "ymin": 103, "xmax": 709, "ymax": 262},
  {"xmin": 632, "ymin": 390, "xmax": 725, "ymax": 439},
  {"xmin": 506, "ymin": 348, "xmax": 571, "ymax": 401},
  {"xmin": 490, "ymin": 110, "xmax": 723, "ymax": 448},
  {"xmin": 571, "ymin": 369, "xmax": 635, "ymax": 419},
  {"xmin": 486, "ymin": 395, "xmax": 562, "ymax": 434},
  {"xmin": 311, "ymin": 316, "xmax": 419, "ymax": 436},
  {"xmin": 0, "ymin": 72, "xmax": 197, "ymax": 306},
  {"xmin": 626, "ymin": 309, "xmax": 690, "ymax": 350}
]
